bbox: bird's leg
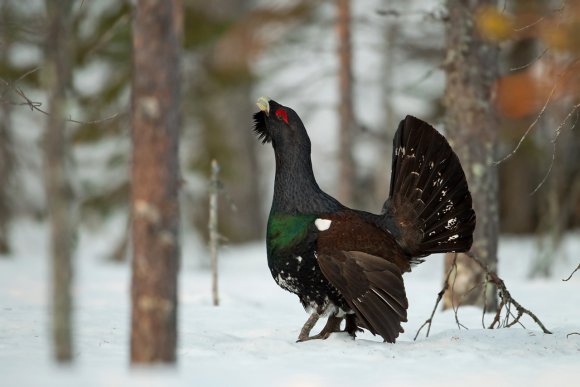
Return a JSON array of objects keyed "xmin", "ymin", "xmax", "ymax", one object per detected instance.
[
  {"xmin": 297, "ymin": 315, "xmax": 343, "ymax": 342},
  {"xmin": 344, "ymin": 314, "xmax": 363, "ymax": 338},
  {"xmin": 308, "ymin": 315, "xmax": 343, "ymax": 340},
  {"xmin": 297, "ymin": 312, "xmax": 320, "ymax": 342}
]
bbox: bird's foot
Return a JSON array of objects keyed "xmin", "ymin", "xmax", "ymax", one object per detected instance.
[
  {"xmin": 297, "ymin": 315, "xmax": 343, "ymax": 342},
  {"xmin": 344, "ymin": 314, "xmax": 363, "ymax": 339}
]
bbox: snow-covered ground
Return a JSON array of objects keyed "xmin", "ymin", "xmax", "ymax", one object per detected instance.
[{"xmin": 1, "ymin": 218, "xmax": 579, "ymax": 387}]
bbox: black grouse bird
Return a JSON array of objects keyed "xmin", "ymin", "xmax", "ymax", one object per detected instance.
[{"xmin": 253, "ymin": 96, "xmax": 475, "ymax": 343}]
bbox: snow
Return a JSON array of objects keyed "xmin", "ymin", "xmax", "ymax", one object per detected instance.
[{"xmin": 1, "ymin": 219, "xmax": 580, "ymax": 387}]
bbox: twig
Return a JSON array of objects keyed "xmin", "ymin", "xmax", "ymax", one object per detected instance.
[
  {"xmin": 465, "ymin": 251, "xmax": 552, "ymax": 334},
  {"xmin": 510, "ymin": 47, "xmax": 549, "ymax": 72},
  {"xmin": 209, "ymin": 159, "xmax": 220, "ymax": 306},
  {"xmin": 562, "ymin": 263, "xmax": 580, "ymax": 282},
  {"xmin": 376, "ymin": 7, "xmax": 447, "ymax": 21},
  {"xmin": 488, "ymin": 298, "xmax": 506, "ymax": 329},
  {"xmin": 494, "ymin": 58, "xmax": 580, "ymax": 165},
  {"xmin": 450, "ymin": 259, "xmax": 472, "ymax": 331},
  {"xmin": 567, "ymin": 332, "xmax": 579, "ymax": 338},
  {"xmin": 416, "ymin": 252, "xmax": 552, "ymax": 338},
  {"xmin": 0, "ymin": 70, "xmax": 120, "ymax": 126},
  {"xmin": 512, "ymin": 0, "xmax": 567, "ymax": 32},
  {"xmin": 413, "ymin": 254, "xmax": 457, "ymax": 341},
  {"xmin": 530, "ymin": 103, "xmax": 580, "ymax": 195},
  {"xmin": 494, "ymin": 76, "xmax": 560, "ymax": 165}
]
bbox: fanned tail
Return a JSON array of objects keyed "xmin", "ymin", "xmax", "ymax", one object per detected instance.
[{"xmin": 381, "ymin": 115, "xmax": 476, "ymax": 257}]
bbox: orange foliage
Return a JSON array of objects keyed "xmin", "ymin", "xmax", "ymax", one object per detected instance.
[
  {"xmin": 476, "ymin": 2, "xmax": 580, "ymax": 52},
  {"xmin": 495, "ymin": 61, "xmax": 580, "ymax": 118},
  {"xmin": 483, "ymin": 2, "xmax": 580, "ymax": 118},
  {"xmin": 476, "ymin": 6, "xmax": 514, "ymax": 42},
  {"xmin": 495, "ymin": 72, "xmax": 544, "ymax": 118}
]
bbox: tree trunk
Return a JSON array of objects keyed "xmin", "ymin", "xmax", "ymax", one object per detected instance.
[
  {"xmin": 336, "ymin": 0, "xmax": 356, "ymax": 206},
  {"xmin": 130, "ymin": 0, "xmax": 181, "ymax": 364},
  {"xmin": 0, "ymin": 1, "xmax": 17, "ymax": 256},
  {"xmin": 0, "ymin": 90, "xmax": 14, "ymax": 256},
  {"xmin": 45, "ymin": 0, "xmax": 75, "ymax": 362},
  {"xmin": 443, "ymin": 0, "xmax": 499, "ymax": 310}
]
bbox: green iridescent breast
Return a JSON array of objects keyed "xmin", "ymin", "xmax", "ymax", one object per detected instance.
[{"xmin": 266, "ymin": 213, "xmax": 317, "ymax": 255}]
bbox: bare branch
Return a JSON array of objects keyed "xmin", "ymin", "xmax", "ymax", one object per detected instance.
[
  {"xmin": 510, "ymin": 47, "xmax": 549, "ymax": 72},
  {"xmin": 416, "ymin": 251, "xmax": 552, "ymax": 338},
  {"xmin": 513, "ymin": 16, "xmax": 547, "ymax": 32},
  {"xmin": 450, "ymin": 261, "xmax": 474, "ymax": 331},
  {"xmin": 494, "ymin": 77, "xmax": 560, "ymax": 165},
  {"xmin": 495, "ymin": 58, "xmax": 580, "ymax": 165},
  {"xmin": 512, "ymin": 0, "xmax": 567, "ymax": 32},
  {"xmin": 562, "ymin": 263, "xmax": 580, "ymax": 282},
  {"xmin": 376, "ymin": 7, "xmax": 447, "ymax": 22},
  {"xmin": 0, "ymin": 69, "xmax": 121, "ymax": 126},
  {"xmin": 465, "ymin": 251, "xmax": 552, "ymax": 334},
  {"xmin": 530, "ymin": 103, "xmax": 580, "ymax": 195},
  {"xmin": 413, "ymin": 254, "xmax": 456, "ymax": 341}
]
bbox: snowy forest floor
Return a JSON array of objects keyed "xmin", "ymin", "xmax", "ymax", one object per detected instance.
[{"xmin": 1, "ymin": 217, "xmax": 579, "ymax": 387}]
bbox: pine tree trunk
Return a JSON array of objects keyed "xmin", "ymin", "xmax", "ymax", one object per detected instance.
[
  {"xmin": 0, "ymin": 2, "xmax": 15, "ymax": 256},
  {"xmin": 0, "ymin": 95, "xmax": 14, "ymax": 256},
  {"xmin": 45, "ymin": 0, "xmax": 75, "ymax": 362},
  {"xmin": 443, "ymin": 0, "xmax": 499, "ymax": 310},
  {"xmin": 336, "ymin": 0, "xmax": 356, "ymax": 205},
  {"xmin": 130, "ymin": 0, "xmax": 181, "ymax": 364}
]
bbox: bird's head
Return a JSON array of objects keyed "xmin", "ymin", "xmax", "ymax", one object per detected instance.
[{"xmin": 253, "ymin": 96, "xmax": 310, "ymax": 150}]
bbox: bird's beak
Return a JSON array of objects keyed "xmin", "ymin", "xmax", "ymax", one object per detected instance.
[{"xmin": 256, "ymin": 96, "xmax": 270, "ymax": 116}]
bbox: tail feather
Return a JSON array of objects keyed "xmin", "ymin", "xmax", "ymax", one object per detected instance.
[{"xmin": 381, "ymin": 115, "xmax": 475, "ymax": 257}]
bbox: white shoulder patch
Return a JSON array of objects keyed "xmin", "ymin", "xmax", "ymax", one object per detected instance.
[{"xmin": 315, "ymin": 218, "xmax": 332, "ymax": 231}]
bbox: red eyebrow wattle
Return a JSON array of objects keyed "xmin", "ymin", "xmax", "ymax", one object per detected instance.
[{"xmin": 275, "ymin": 109, "xmax": 288, "ymax": 124}]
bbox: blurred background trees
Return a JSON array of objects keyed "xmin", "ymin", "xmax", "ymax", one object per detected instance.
[
  {"xmin": 130, "ymin": 0, "xmax": 181, "ymax": 363},
  {"xmin": 0, "ymin": 0, "xmax": 578, "ymax": 275},
  {"xmin": 44, "ymin": 0, "xmax": 75, "ymax": 362}
]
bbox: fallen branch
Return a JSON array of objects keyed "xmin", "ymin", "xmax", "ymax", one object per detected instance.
[
  {"xmin": 415, "ymin": 251, "xmax": 552, "ymax": 340},
  {"xmin": 465, "ymin": 251, "xmax": 552, "ymax": 334}
]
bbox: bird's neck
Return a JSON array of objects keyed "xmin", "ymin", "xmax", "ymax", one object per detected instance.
[{"xmin": 271, "ymin": 146, "xmax": 341, "ymax": 214}]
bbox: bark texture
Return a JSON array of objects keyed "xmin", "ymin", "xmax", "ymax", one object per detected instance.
[
  {"xmin": 45, "ymin": 0, "xmax": 75, "ymax": 362},
  {"xmin": 336, "ymin": 0, "xmax": 356, "ymax": 206},
  {"xmin": 443, "ymin": 0, "xmax": 499, "ymax": 310},
  {"xmin": 131, "ymin": 0, "xmax": 181, "ymax": 363},
  {"xmin": 0, "ymin": 95, "xmax": 14, "ymax": 255},
  {"xmin": 0, "ymin": 1, "xmax": 14, "ymax": 255}
]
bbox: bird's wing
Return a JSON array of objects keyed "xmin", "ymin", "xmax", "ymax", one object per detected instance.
[
  {"xmin": 313, "ymin": 212, "xmax": 409, "ymax": 342},
  {"xmin": 317, "ymin": 249, "xmax": 408, "ymax": 343}
]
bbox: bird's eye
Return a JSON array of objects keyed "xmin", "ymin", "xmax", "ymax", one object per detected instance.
[{"xmin": 275, "ymin": 109, "xmax": 288, "ymax": 124}]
